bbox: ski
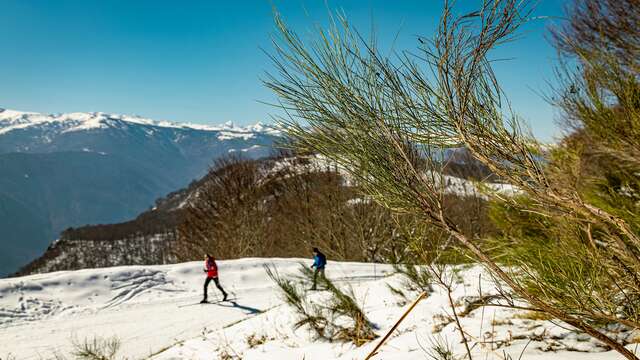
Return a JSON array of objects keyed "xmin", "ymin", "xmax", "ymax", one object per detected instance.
[{"xmin": 178, "ymin": 298, "xmax": 237, "ymax": 308}]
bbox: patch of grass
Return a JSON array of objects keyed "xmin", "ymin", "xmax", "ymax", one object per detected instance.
[
  {"xmin": 431, "ymin": 313, "xmax": 454, "ymax": 333},
  {"xmin": 491, "ymin": 318, "xmax": 514, "ymax": 326},
  {"xmin": 218, "ymin": 347, "xmax": 242, "ymax": 360},
  {"xmin": 423, "ymin": 336, "xmax": 462, "ymax": 360},
  {"xmin": 49, "ymin": 336, "xmax": 123, "ymax": 360},
  {"xmin": 245, "ymin": 333, "xmax": 270, "ymax": 349},
  {"xmin": 323, "ymin": 277, "xmax": 377, "ymax": 345},
  {"xmin": 457, "ymin": 294, "xmax": 501, "ymax": 317},
  {"xmin": 265, "ymin": 264, "xmax": 377, "ymax": 346},
  {"xmin": 265, "ymin": 264, "xmax": 329, "ymax": 338},
  {"xmin": 386, "ymin": 283, "xmax": 409, "ymax": 306},
  {"xmin": 393, "ymin": 263, "xmax": 433, "ymax": 294},
  {"xmin": 514, "ymin": 311, "xmax": 553, "ymax": 321}
]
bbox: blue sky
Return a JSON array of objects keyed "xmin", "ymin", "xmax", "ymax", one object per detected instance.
[{"xmin": 0, "ymin": 0, "xmax": 565, "ymax": 141}]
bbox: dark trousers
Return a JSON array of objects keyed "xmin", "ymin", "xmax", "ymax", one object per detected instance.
[
  {"xmin": 203, "ymin": 276, "xmax": 227, "ymax": 300},
  {"xmin": 312, "ymin": 267, "xmax": 325, "ymax": 289}
]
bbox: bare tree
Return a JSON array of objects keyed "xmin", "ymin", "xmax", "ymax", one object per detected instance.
[{"xmin": 176, "ymin": 155, "xmax": 268, "ymax": 260}]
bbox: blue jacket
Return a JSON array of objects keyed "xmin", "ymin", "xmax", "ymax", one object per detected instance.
[{"xmin": 312, "ymin": 253, "xmax": 327, "ymax": 269}]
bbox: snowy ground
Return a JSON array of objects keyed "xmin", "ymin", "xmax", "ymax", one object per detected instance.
[{"xmin": 0, "ymin": 258, "xmax": 637, "ymax": 359}]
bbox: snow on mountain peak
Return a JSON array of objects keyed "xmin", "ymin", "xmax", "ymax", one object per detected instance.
[{"xmin": 0, "ymin": 109, "xmax": 281, "ymax": 136}]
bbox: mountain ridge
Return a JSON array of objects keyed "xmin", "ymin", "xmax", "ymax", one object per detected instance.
[
  {"xmin": 0, "ymin": 108, "xmax": 280, "ymax": 136},
  {"xmin": 0, "ymin": 108, "xmax": 281, "ymax": 277}
]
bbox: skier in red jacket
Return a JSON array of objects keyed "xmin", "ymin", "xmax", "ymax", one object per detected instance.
[{"xmin": 201, "ymin": 254, "xmax": 228, "ymax": 303}]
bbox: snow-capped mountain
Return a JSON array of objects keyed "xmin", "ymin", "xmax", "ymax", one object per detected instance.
[
  {"xmin": 0, "ymin": 108, "xmax": 280, "ymax": 152},
  {"xmin": 0, "ymin": 109, "xmax": 282, "ymax": 277}
]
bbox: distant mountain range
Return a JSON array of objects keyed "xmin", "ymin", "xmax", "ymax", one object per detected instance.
[{"xmin": 0, "ymin": 109, "xmax": 281, "ymax": 277}]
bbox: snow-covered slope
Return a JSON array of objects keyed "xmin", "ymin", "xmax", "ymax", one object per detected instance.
[
  {"xmin": 272, "ymin": 154, "xmax": 518, "ymax": 198},
  {"xmin": 0, "ymin": 258, "xmax": 634, "ymax": 359}
]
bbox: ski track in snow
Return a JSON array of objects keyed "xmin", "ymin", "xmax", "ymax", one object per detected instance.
[{"xmin": 0, "ymin": 258, "xmax": 636, "ymax": 359}]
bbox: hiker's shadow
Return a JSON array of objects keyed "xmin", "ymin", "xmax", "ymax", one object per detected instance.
[{"xmin": 216, "ymin": 301, "xmax": 262, "ymax": 315}]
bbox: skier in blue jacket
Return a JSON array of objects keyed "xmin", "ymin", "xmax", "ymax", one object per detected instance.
[{"xmin": 310, "ymin": 247, "xmax": 327, "ymax": 290}]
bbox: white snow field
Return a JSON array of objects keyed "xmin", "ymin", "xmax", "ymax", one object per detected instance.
[{"xmin": 0, "ymin": 258, "xmax": 637, "ymax": 359}]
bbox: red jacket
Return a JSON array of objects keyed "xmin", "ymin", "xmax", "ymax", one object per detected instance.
[{"xmin": 205, "ymin": 258, "xmax": 218, "ymax": 278}]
